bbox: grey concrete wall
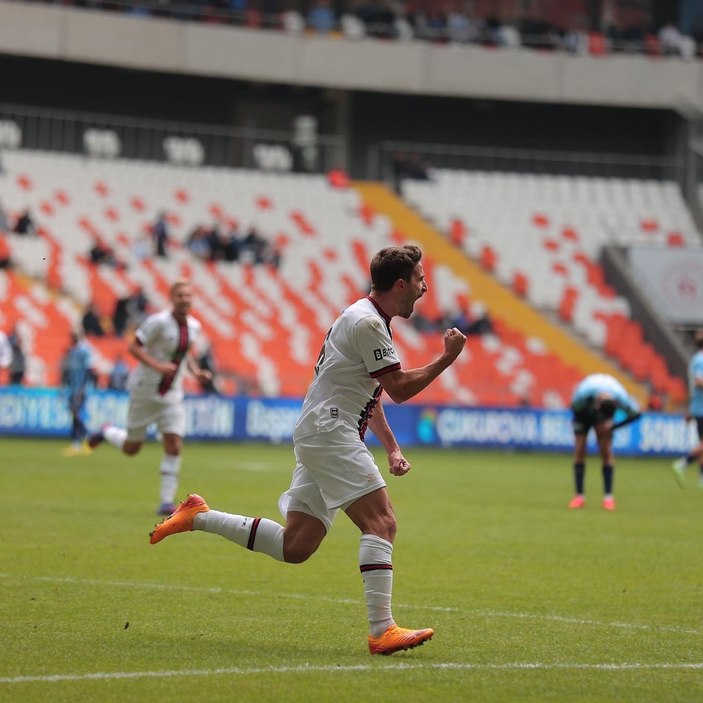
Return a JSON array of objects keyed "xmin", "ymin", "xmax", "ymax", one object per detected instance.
[{"xmin": 3, "ymin": 0, "xmax": 703, "ymax": 110}]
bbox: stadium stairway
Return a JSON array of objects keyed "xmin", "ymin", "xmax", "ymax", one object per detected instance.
[{"xmin": 352, "ymin": 181, "xmax": 649, "ymax": 406}]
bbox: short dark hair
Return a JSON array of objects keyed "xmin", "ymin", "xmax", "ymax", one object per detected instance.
[
  {"xmin": 370, "ymin": 245, "xmax": 422, "ymax": 293},
  {"xmin": 695, "ymin": 330, "xmax": 703, "ymax": 349}
]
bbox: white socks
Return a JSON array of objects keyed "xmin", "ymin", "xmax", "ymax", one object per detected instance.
[
  {"xmin": 159, "ymin": 454, "xmax": 181, "ymax": 506},
  {"xmin": 104, "ymin": 425, "xmax": 127, "ymax": 449},
  {"xmin": 359, "ymin": 534, "xmax": 395, "ymax": 638},
  {"xmin": 194, "ymin": 510, "xmax": 285, "ymax": 562}
]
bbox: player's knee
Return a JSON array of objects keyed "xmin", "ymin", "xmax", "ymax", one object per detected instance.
[
  {"xmin": 369, "ymin": 511, "xmax": 397, "ymax": 543},
  {"xmin": 282, "ymin": 540, "xmax": 317, "ymax": 564},
  {"xmin": 123, "ymin": 442, "xmax": 141, "ymax": 456},
  {"xmin": 163, "ymin": 438, "xmax": 182, "ymax": 455}
]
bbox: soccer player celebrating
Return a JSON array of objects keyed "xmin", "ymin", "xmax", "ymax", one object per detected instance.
[
  {"xmin": 568, "ymin": 373, "xmax": 642, "ymax": 511},
  {"xmin": 149, "ymin": 245, "xmax": 467, "ymax": 655},
  {"xmin": 88, "ymin": 279, "xmax": 211, "ymax": 515}
]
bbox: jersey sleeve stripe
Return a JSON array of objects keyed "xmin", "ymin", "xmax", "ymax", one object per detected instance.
[{"xmin": 369, "ymin": 362, "xmax": 401, "ymax": 378}]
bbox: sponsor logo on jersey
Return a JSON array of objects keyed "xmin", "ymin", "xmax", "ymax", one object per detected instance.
[
  {"xmin": 330, "ymin": 407, "xmax": 339, "ymax": 418},
  {"xmin": 373, "ymin": 346, "xmax": 395, "ymax": 361}
]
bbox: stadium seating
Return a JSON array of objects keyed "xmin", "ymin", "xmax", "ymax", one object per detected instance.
[
  {"xmin": 0, "ymin": 149, "xmax": 681, "ymax": 406},
  {"xmin": 402, "ymin": 169, "xmax": 693, "ymax": 404},
  {"xmin": 0, "ymin": 151, "xmax": 465, "ymax": 400}
]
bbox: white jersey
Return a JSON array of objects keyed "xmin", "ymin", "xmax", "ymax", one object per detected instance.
[
  {"xmin": 127, "ymin": 309, "xmax": 202, "ymax": 403},
  {"xmin": 294, "ymin": 297, "xmax": 401, "ymax": 442}
]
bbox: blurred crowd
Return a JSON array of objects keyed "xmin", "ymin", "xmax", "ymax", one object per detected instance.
[{"xmin": 23, "ymin": 0, "xmax": 703, "ymax": 59}]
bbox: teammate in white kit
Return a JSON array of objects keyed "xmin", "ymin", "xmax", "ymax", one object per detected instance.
[
  {"xmin": 150, "ymin": 245, "xmax": 467, "ymax": 655},
  {"xmin": 88, "ymin": 280, "xmax": 212, "ymax": 515}
]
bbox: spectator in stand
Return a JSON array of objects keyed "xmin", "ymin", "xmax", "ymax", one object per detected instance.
[
  {"xmin": 308, "ymin": 0, "xmax": 336, "ymax": 34},
  {"xmin": 241, "ymin": 226, "xmax": 269, "ymax": 263},
  {"xmin": 564, "ymin": 17, "xmax": 589, "ymax": 55},
  {"xmin": 197, "ymin": 344, "xmax": 220, "ymax": 394},
  {"xmin": 206, "ymin": 224, "xmax": 225, "ymax": 261},
  {"xmin": 0, "ymin": 200, "xmax": 10, "ymax": 233},
  {"xmin": 453, "ymin": 0, "xmax": 484, "ymax": 44},
  {"xmin": 262, "ymin": 240, "xmax": 282, "ymax": 268},
  {"xmin": 128, "ymin": 286, "xmax": 150, "ymax": 329},
  {"xmin": 112, "ymin": 288, "xmax": 149, "ymax": 337},
  {"xmin": 410, "ymin": 310, "xmax": 437, "ymax": 333},
  {"xmin": 425, "ymin": 9, "xmax": 448, "ymax": 41},
  {"xmin": 406, "ymin": 5, "xmax": 431, "ymax": 41},
  {"xmin": 446, "ymin": 2, "xmax": 473, "ymax": 43},
  {"xmin": 391, "ymin": 152, "xmax": 432, "ymax": 193},
  {"xmin": 13, "ymin": 209, "xmax": 36, "ymax": 236},
  {"xmin": 112, "ymin": 297, "xmax": 130, "ymax": 337},
  {"xmin": 519, "ymin": 11, "xmax": 557, "ymax": 50},
  {"xmin": 495, "ymin": 19, "xmax": 521, "ymax": 48},
  {"xmin": 108, "ymin": 354, "xmax": 130, "ymax": 391},
  {"xmin": 8, "ymin": 327, "xmax": 25, "ymax": 385},
  {"xmin": 152, "ymin": 211, "xmax": 169, "ymax": 258},
  {"xmin": 0, "ymin": 327, "xmax": 11, "ymax": 382},
  {"xmin": 465, "ymin": 301, "xmax": 494, "ymax": 336},
  {"xmin": 356, "ymin": 0, "xmax": 396, "ymax": 38},
  {"xmin": 132, "ymin": 232, "xmax": 151, "ymax": 262},
  {"xmin": 443, "ymin": 305, "xmax": 472, "ymax": 335},
  {"xmin": 223, "ymin": 224, "xmax": 243, "ymax": 262},
  {"xmin": 187, "ymin": 225, "xmax": 211, "ymax": 261},
  {"xmin": 82, "ymin": 302, "xmax": 106, "ymax": 337},
  {"xmin": 619, "ymin": 22, "xmax": 645, "ymax": 53},
  {"xmin": 658, "ymin": 20, "xmax": 682, "ymax": 56},
  {"xmin": 436, "ymin": 303, "xmax": 493, "ymax": 336},
  {"xmin": 89, "ymin": 240, "xmax": 120, "ymax": 267}
]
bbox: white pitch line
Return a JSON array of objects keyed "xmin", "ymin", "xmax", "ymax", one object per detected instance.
[
  {"xmin": 1, "ymin": 572, "xmax": 700, "ymax": 636},
  {"xmin": 2, "ymin": 661, "xmax": 703, "ymax": 685}
]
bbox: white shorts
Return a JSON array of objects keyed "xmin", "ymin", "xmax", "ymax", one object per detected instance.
[
  {"xmin": 126, "ymin": 395, "xmax": 186, "ymax": 442},
  {"xmin": 278, "ymin": 428, "xmax": 387, "ymax": 532}
]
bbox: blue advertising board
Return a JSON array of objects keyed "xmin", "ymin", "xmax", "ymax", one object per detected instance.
[{"xmin": 0, "ymin": 387, "xmax": 695, "ymax": 457}]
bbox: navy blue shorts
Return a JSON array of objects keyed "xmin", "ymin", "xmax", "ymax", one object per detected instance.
[{"xmin": 572, "ymin": 408, "xmax": 598, "ymax": 436}]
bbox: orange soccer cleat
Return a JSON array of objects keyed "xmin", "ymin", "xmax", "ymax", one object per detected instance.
[
  {"xmin": 368, "ymin": 624, "xmax": 434, "ymax": 656},
  {"xmin": 602, "ymin": 496, "xmax": 616, "ymax": 511},
  {"xmin": 149, "ymin": 494, "xmax": 210, "ymax": 545},
  {"xmin": 568, "ymin": 495, "xmax": 585, "ymax": 510}
]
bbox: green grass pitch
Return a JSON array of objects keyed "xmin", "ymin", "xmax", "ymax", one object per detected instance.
[{"xmin": 1, "ymin": 438, "xmax": 701, "ymax": 702}]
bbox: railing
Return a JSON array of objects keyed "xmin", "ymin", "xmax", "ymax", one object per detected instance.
[
  {"xmin": 0, "ymin": 102, "xmax": 345, "ymax": 173},
  {"xmin": 372, "ymin": 140, "xmax": 678, "ymax": 182},
  {"xmin": 0, "ymin": 102, "xmax": 687, "ymax": 184}
]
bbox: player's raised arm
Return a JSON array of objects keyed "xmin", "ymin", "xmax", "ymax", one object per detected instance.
[{"xmin": 378, "ymin": 327, "xmax": 466, "ymax": 404}]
